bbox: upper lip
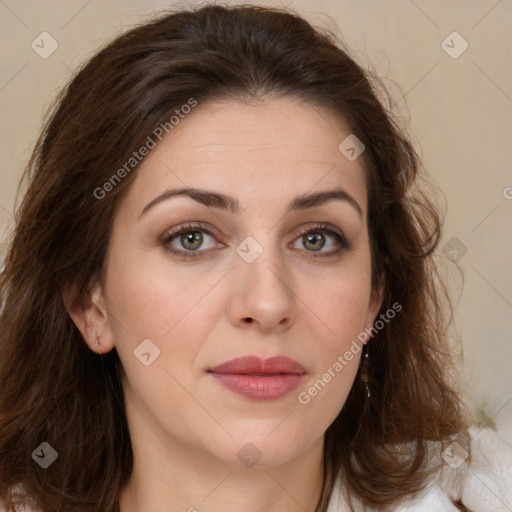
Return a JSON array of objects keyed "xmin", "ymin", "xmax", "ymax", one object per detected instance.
[{"xmin": 208, "ymin": 355, "xmax": 306, "ymax": 375}]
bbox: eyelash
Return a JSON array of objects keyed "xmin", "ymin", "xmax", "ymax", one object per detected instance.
[{"xmin": 160, "ymin": 222, "xmax": 351, "ymax": 260}]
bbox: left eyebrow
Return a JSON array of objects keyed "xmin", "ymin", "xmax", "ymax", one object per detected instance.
[
  {"xmin": 288, "ymin": 188, "xmax": 363, "ymax": 219},
  {"xmin": 138, "ymin": 186, "xmax": 363, "ymax": 220}
]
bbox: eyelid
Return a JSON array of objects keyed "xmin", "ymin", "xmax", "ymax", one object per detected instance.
[{"xmin": 295, "ymin": 223, "xmax": 348, "ymax": 244}]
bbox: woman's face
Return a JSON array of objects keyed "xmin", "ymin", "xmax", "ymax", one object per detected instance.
[{"xmin": 95, "ymin": 97, "xmax": 382, "ymax": 468}]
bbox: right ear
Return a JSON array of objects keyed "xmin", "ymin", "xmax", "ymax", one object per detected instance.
[{"xmin": 62, "ymin": 277, "xmax": 116, "ymax": 354}]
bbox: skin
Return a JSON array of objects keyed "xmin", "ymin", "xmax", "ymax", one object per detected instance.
[{"xmin": 67, "ymin": 97, "xmax": 383, "ymax": 512}]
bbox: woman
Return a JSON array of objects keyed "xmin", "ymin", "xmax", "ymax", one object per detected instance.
[{"xmin": 0, "ymin": 4, "xmax": 510, "ymax": 512}]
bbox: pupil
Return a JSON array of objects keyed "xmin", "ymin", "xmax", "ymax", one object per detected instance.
[
  {"xmin": 182, "ymin": 231, "xmax": 202, "ymax": 249},
  {"xmin": 305, "ymin": 233, "xmax": 324, "ymax": 251}
]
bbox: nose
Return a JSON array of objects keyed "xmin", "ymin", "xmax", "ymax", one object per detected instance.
[{"xmin": 227, "ymin": 239, "xmax": 297, "ymax": 334}]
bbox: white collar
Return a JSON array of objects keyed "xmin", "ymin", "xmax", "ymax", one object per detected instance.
[{"xmin": 325, "ymin": 427, "xmax": 512, "ymax": 511}]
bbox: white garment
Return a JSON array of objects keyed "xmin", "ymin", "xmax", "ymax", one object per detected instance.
[
  {"xmin": 2, "ymin": 428, "xmax": 511, "ymax": 511},
  {"xmin": 326, "ymin": 427, "xmax": 512, "ymax": 511}
]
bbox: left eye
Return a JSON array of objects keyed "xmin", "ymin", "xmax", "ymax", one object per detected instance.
[
  {"xmin": 292, "ymin": 229, "xmax": 339, "ymax": 253},
  {"xmin": 291, "ymin": 224, "xmax": 351, "ymax": 257}
]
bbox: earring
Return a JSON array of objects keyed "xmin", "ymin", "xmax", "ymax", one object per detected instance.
[
  {"xmin": 95, "ymin": 338, "xmax": 100, "ymax": 347},
  {"xmin": 361, "ymin": 343, "xmax": 371, "ymax": 399}
]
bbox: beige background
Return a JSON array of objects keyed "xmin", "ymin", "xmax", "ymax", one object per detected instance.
[{"xmin": 0, "ymin": 0, "xmax": 511, "ymax": 441}]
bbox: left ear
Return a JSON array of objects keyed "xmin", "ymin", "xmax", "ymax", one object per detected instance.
[{"xmin": 363, "ymin": 284, "xmax": 384, "ymax": 334}]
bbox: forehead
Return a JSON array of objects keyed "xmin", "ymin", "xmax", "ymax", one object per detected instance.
[{"xmin": 124, "ymin": 97, "xmax": 368, "ymax": 218}]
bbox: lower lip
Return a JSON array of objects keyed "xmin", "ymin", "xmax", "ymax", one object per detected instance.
[{"xmin": 209, "ymin": 373, "xmax": 305, "ymax": 400}]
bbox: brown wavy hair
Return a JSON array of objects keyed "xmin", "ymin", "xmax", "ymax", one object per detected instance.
[{"xmin": 0, "ymin": 4, "xmax": 472, "ymax": 511}]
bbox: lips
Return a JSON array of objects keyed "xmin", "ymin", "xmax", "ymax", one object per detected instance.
[
  {"xmin": 209, "ymin": 355, "xmax": 306, "ymax": 375},
  {"xmin": 208, "ymin": 356, "xmax": 306, "ymax": 401}
]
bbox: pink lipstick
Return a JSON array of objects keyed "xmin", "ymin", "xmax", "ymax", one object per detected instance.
[{"xmin": 208, "ymin": 355, "xmax": 306, "ymax": 401}]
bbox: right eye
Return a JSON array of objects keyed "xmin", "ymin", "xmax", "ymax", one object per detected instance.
[{"xmin": 161, "ymin": 223, "xmax": 223, "ymax": 259}]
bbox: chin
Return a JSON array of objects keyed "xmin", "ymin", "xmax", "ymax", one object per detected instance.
[{"xmin": 213, "ymin": 429, "xmax": 313, "ymax": 469}]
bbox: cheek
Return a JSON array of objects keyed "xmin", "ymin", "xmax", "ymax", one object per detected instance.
[
  {"xmin": 297, "ymin": 257, "xmax": 373, "ymax": 407},
  {"xmin": 295, "ymin": 344, "xmax": 362, "ymax": 442},
  {"xmin": 103, "ymin": 251, "xmax": 218, "ymax": 370},
  {"xmin": 304, "ymin": 260, "xmax": 373, "ymax": 339}
]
